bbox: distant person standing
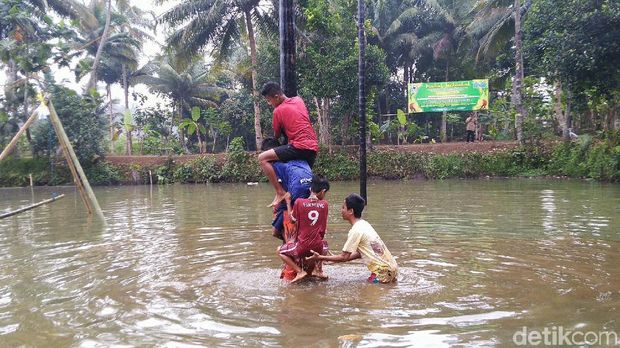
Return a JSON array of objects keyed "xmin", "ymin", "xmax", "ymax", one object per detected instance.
[
  {"xmin": 465, "ymin": 113, "xmax": 477, "ymax": 142},
  {"xmin": 259, "ymin": 82, "xmax": 319, "ymax": 207}
]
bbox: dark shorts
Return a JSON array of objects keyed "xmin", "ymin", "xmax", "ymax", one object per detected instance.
[
  {"xmin": 273, "ymin": 145, "xmax": 317, "ymax": 168},
  {"xmin": 271, "ymin": 203, "xmax": 287, "ymax": 240}
]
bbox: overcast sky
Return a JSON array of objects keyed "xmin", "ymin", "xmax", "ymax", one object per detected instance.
[{"xmin": 0, "ymin": 0, "xmax": 178, "ymax": 111}]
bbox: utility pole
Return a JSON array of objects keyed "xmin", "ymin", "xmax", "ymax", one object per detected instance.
[
  {"xmin": 358, "ymin": 0, "xmax": 367, "ymax": 203},
  {"xmin": 280, "ymin": 0, "xmax": 297, "ymax": 97}
]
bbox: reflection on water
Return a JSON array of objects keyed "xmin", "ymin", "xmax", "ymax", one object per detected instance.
[{"xmin": 1, "ymin": 180, "xmax": 619, "ymax": 347}]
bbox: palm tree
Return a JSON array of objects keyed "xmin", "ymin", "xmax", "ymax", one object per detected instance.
[
  {"xmin": 428, "ymin": 0, "xmax": 480, "ymax": 142},
  {"xmin": 98, "ymin": 39, "xmax": 139, "ymax": 153},
  {"xmin": 114, "ymin": 2, "xmax": 155, "ymax": 154},
  {"xmin": 70, "ymin": 0, "xmax": 142, "ymax": 153},
  {"xmin": 86, "ymin": 0, "xmax": 112, "ymax": 92},
  {"xmin": 465, "ymin": 0, "xmax": 533, "ymax": 143},
  {"xmin": 160, "ymin": 0, "xmax": 270, "ymax": 150},
  {"xmin": 371, "ymin": 0, "xmax": 477, "ymax": 142},
  {"xmin": 133, "ymin": 54, "xmax": 226, "ymax": 153}
]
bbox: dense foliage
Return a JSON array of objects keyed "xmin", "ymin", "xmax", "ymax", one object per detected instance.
[
  {"xmin": 0, "ymin": 0, "xmax": 619, "ymax": 184},
  {"xmin": 2, "ymin": 140, "xmax": 618, "ymax": 187}
]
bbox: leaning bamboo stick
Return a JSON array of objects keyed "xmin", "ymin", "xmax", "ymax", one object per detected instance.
[
  {"xmin": 50, "ymin": 118, "xmax": 93, "ymax": 215},
  {"xmin": 47, "ymin": 99, "xmax": 105, "ymax": 221},
  {"xmin": 0, "ymin": 194, "xmax": 65, "ymax": 219},
  {"xmin": 0, "ymin": 109, "xmax": 39, "ymax": 162}
]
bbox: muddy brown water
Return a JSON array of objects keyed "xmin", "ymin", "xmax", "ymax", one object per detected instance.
[{"xmin": 1, "ymin": 179, "xmax": 619, "ymax": 347}]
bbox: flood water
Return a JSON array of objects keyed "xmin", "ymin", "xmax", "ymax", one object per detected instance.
[{"xmin": 1, "ymin": 179, "xmax": 619, "ymax": 347}]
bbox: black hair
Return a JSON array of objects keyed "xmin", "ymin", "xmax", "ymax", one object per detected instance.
[
  {"xmin": 261, "ymin": 137, "xmax": 281, "ymax": 151},
  {"xmin": 310, "ymin": 174, "xmax": 330, "ymax": 194},
  {"xmin": 261, "ymin": 82, "xmax": 283, "ymax": 97},
  {"xmin": 345, "ymin": 193, "xmax": 365, "ymax": 218}
]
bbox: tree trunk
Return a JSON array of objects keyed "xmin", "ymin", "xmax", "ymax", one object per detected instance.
[
  {"xmin": 553, "ymin": 81, "xmax": 567, "ymax": 138},
  {"xmin": 341, "ymin": 113, "xmax": 350, "ymax": 146},
  {"xmin": 245, "ymin": 10, "xmax": 263, "ymax": 151},
  {"xmin": 440, "ymin": 58, "xmax": 449, "ymax": 142},
  {"xmin": 474, "ymin": 111, "xmax": 481, "ymax": 141},
  {"xmin": 513, "ymin": 0, "xmax": 527, "ymax": 144},
  {"xmin": 123, "ymin": 64, "xmax": 132, "ymax": 155},
  {"xmin": 178, "ymin": 104, "xmax": 188, "ymax": 153},
  {"xmin": 212, "ymin": 128, "xmax": 217, "ymax": 152},
  {"xmin": 314, "ymin": 97, "xmax": 331, "ymax": 151},
  {"xmin": 196, "ymin": 128, "xmax": 204, "ymax": 154},
  {"xmin": 565, "ymin": 87, "xmax": 572, "ymax": 138},
  {"xmin": 23, "ymin": 74, "xmax": 33, "ymax": 153},
  {"xmin": 86, "ymin": 0, "xmax": 112, "ymax": 92},
  {"xmin": 107, "ymin": 84, "xmax": 114, "ymax": 153}
]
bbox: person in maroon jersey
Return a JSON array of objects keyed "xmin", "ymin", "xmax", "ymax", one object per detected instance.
[
  {"xmin": 259, "ymin": 82, "xmax": 319, "ymax": 207},
  {"xmin": 277, "ymin": 175, "xmax": 330, "ymax": 283}
]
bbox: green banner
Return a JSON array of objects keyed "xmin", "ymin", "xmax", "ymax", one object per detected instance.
[{"xmin": 408, "ymin": 79, "xmax": 489, "ymax": 113}]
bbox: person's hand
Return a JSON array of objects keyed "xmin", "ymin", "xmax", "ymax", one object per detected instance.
[{"xmin": 306, "ymin": 250, "xmax": 321, "ymax": 262}]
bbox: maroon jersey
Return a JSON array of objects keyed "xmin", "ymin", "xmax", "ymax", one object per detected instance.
[
  {"xmin": 273, "ymin": 96, "xmax": 319, "ymax": 152},
  {"xmin": 292, "ymin": 197, "xmax": 328, "ymax": 256}
]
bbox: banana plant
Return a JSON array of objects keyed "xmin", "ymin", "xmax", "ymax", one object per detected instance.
[{"xmin": 178, "ymin": 106, "xmax": 206, "ymax": 153}]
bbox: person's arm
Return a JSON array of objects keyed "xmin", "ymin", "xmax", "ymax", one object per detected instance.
[
  {"xmin": 273, "ymin": 109, "xmax": 281, "ymax": 139},
  {"xmin": 285, "ymin": 192, "xmax": 296, "ymax": 222},
  {"xmin": 306, "ymin": 250, "xmax": 361, "ymax": 263}
]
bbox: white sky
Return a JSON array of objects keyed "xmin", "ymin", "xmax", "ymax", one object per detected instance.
[{"xmin": 0, "ymin": 0, "xmax": 178, "ymax": 112}]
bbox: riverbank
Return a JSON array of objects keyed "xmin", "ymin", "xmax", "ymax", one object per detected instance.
[{"xmin": 1, "ymin": 139, "xmax": 618, "ymax": 187}]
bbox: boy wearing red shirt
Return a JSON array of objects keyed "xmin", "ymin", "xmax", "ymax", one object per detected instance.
[
  {"xmin": 259, "ymin": 82, "xmax": 319, "ymax": 207},
  {"xmin": 278, "ymin": 175, "xmax": 330, "ymax": 283}
]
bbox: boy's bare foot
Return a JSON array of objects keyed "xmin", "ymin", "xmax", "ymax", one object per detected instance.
[
  {"xmin": 291, "ymin": 270, "xmax": 308, "ymax": 283},
  {"xmin": 268, "ymin": 193, "xmax": 286, "ymax": 207},
  {"xmin": 312, "ymin": 270, "xmax": 329, "ymax": 280}
]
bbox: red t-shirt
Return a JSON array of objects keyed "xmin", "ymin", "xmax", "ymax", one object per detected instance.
[
  {"xmin": 273, "ymin": 96, "xmax": 319, "ymax": 152},
  {"xmin": 292, "ymin": 197, "xmax": 328, "ymax": 256}
]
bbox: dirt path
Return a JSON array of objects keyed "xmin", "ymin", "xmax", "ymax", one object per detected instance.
[
  {"xmin": 105, "ymin": 141, "xmax": 518, "ymax": 166},
  {"xmin": 371, "ymin": 141, "xmax": 518, "ymax": 154}
]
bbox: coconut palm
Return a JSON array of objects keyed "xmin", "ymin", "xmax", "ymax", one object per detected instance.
[
  {"xmin": 133, "ymin": 54, "xmax": 227, "ymax": 153},
  {"xmin": 70, "ymin": 0, "xmax": 142, "ymax": 153},
  {"xmin": 465, "ymin": 0, "xmax": 533, "ymax": 143},
  {"xmin": 371, "ymin": 0, "xmax": 477, "ymax": 141},
  {"xmin": 160, "ymin": 0, "xmax": 272, "ymax": 150},
  {"xmin": 115, "ymin": 3, "xmax": 155, "ymax": 154}
]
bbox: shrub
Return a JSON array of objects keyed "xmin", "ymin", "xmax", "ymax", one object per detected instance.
[
  {"xmin": 0, "ymin": 157, "xmax": 71, "ymax": 186},
  {"xmin": 192, "ymin": 156, "xmax": 223, "ymax": 182},
  {"xmin": 221, "ymin": 137, "xmax": 262, "ymax": 182},
  {"xmin": 85, "ymin": 162, "xmax": 121, "ymax": 186},
  {"xmin": 314, "ymin": 147, "xmax": 359, "ymax": 180},
  {"xmin": 173, "ymin": 163, "xmax": 194, "ymax": 183}
]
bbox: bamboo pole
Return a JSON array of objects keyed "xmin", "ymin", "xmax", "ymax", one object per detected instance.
[
  {"xmin": 47, "ymin": 99, "xmax": 105, "ymax": 221},
  {"xmin": 0, "ymin": 109, "xmax": 38, "ymax": 162},
  {"xmin": 45, "ymin": 99, "xmax": 91, "ymax": 214},
  {"xmin": 0, "ymin": 194, "xmax": 65, "ymax": 219}
]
